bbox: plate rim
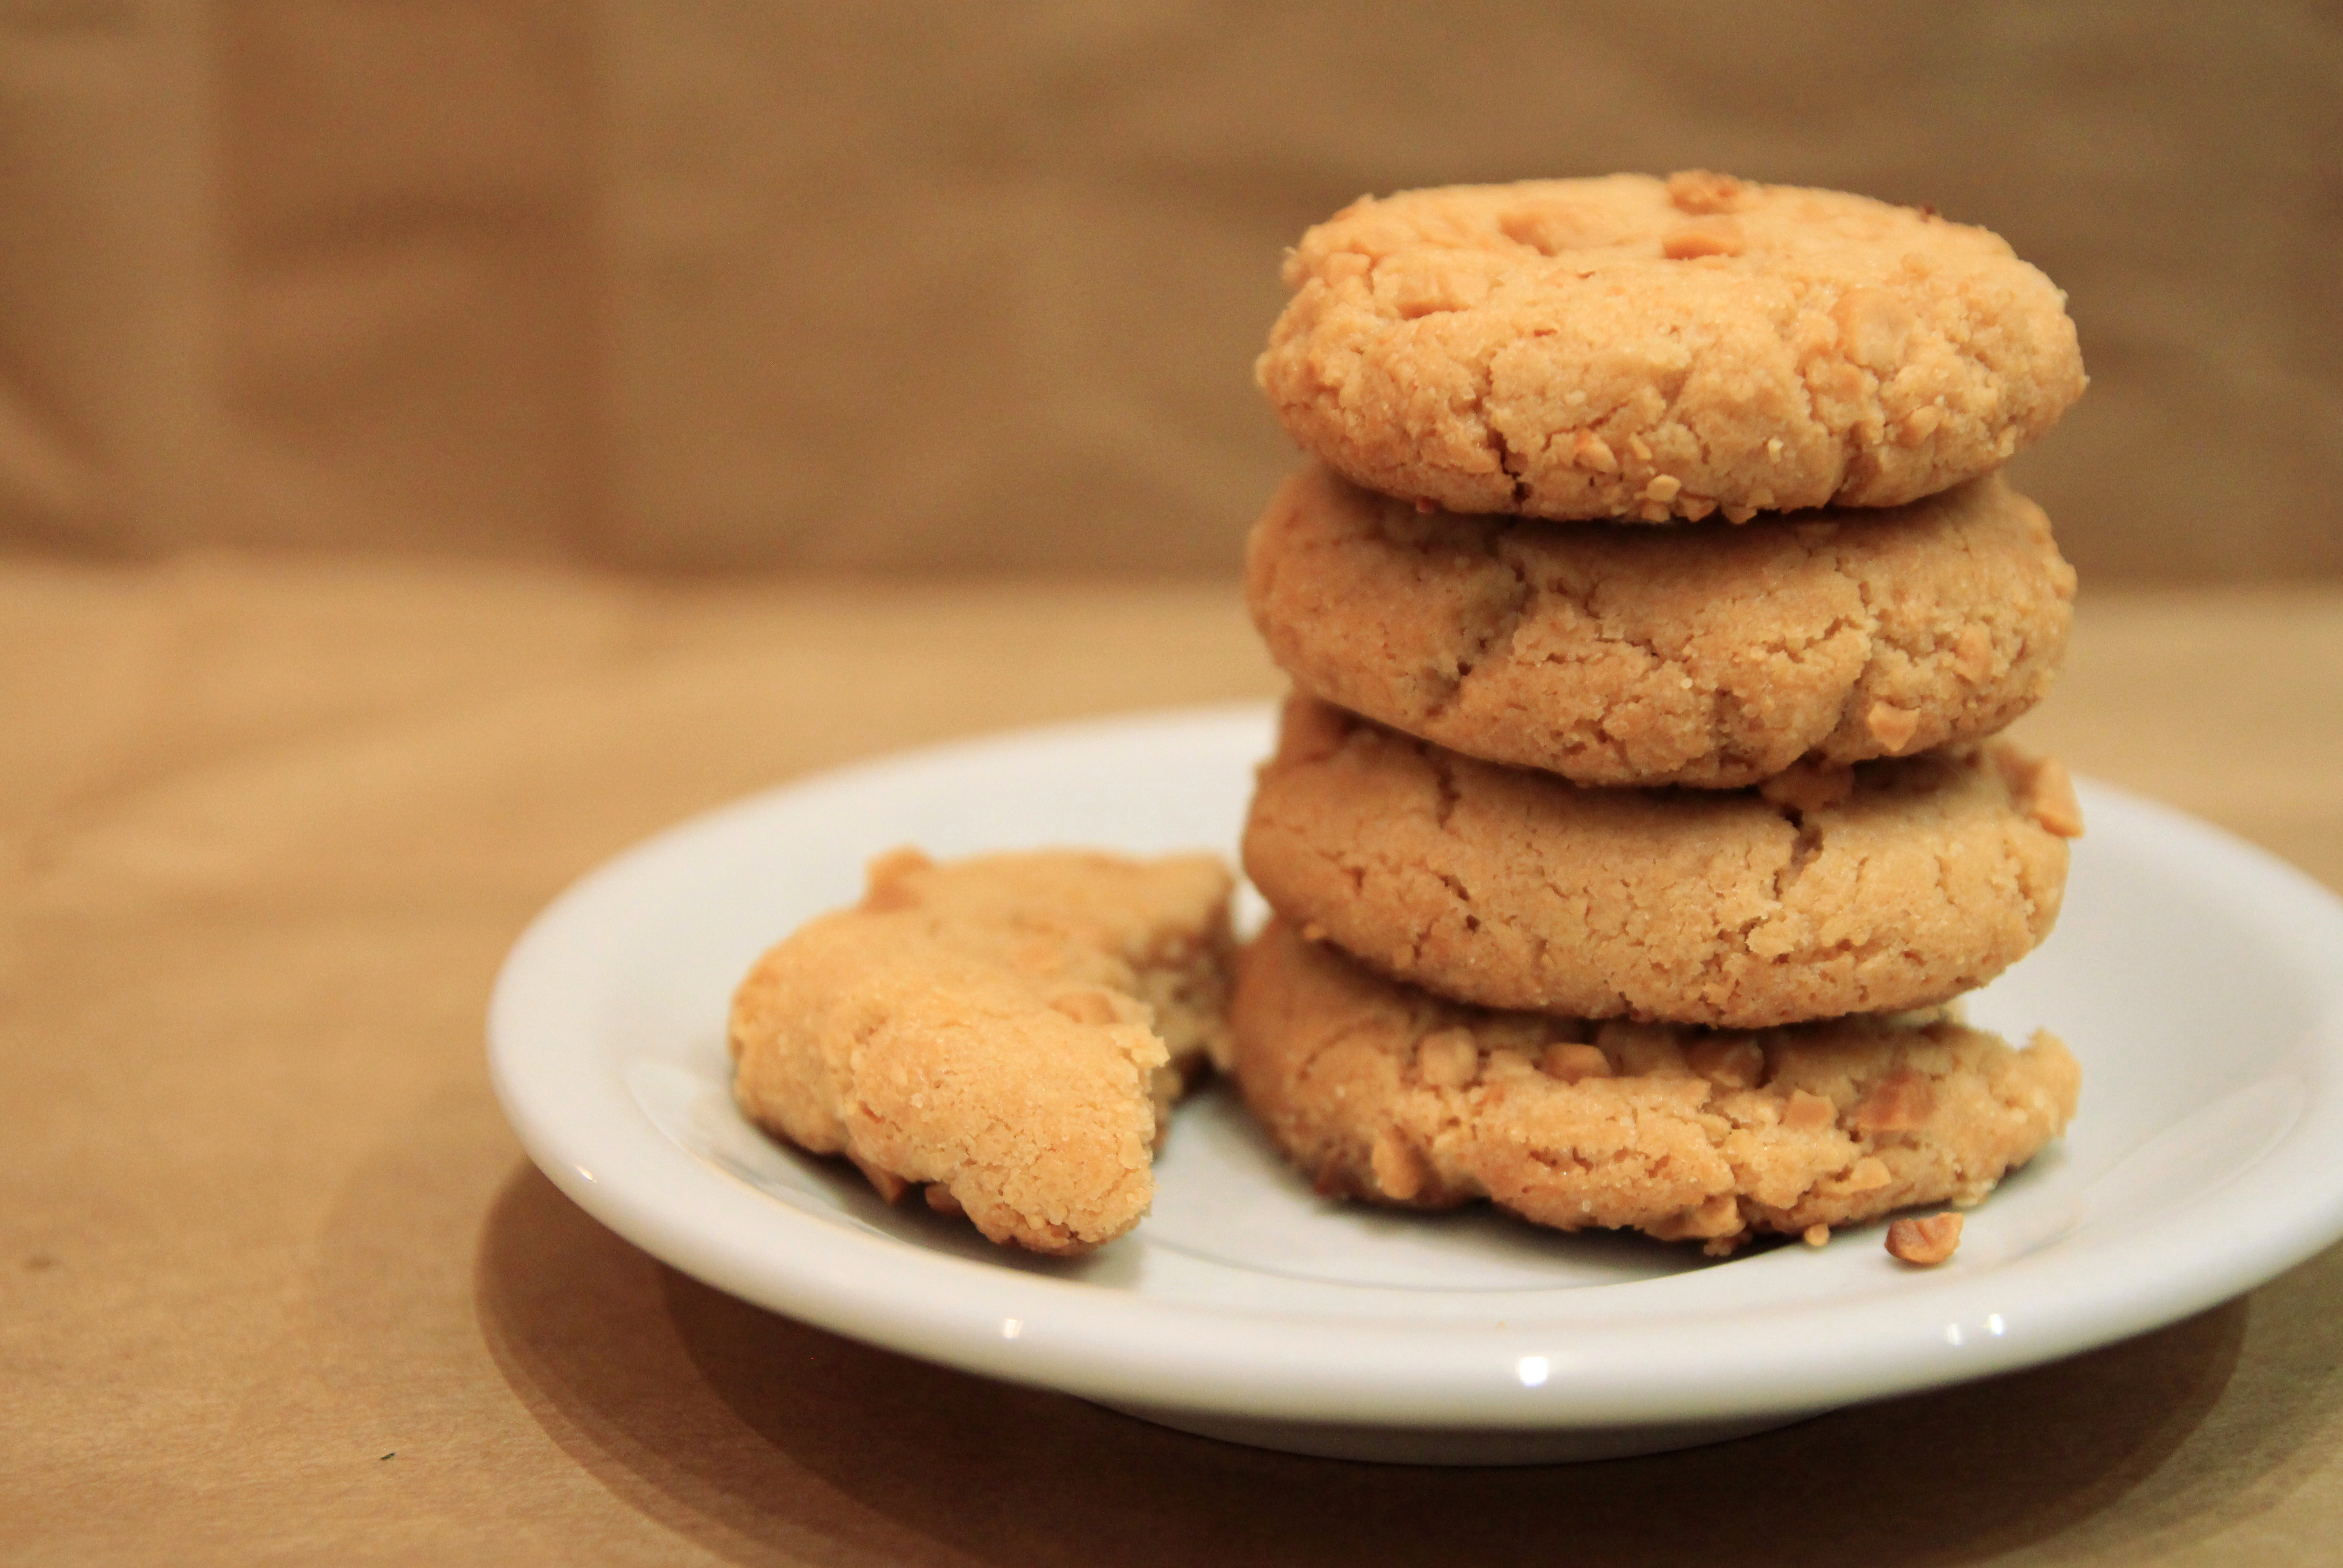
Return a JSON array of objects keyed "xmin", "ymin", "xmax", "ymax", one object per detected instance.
[{"xmin": 487, "ymin": 702, "xmax": 2343, "ymax": 1430}]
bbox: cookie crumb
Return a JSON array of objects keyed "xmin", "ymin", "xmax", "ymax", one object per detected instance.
[
  {"xmin": 1803, "ymin": 1224, "xmax": 1831, "ymax": 1247},
  {"xmin": 1886, "ymin": 1212, "xmax": 1964, "ymax": 1265}
]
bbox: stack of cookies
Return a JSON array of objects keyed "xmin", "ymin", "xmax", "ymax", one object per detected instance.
[{"xmin": 1231, "ymin": 172, "xmax": 2088, "ymax": 1258}]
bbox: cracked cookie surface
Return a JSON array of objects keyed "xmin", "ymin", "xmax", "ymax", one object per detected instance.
[
  {"xmin": 1247, "ymin": 464, "xmax": 2074, "ymax": 787},
  {"xmin": 1232, "ymin": 917, "xmax": 2081, "ymax": 1254},
  {"xmin": 1257, "ymin": 172, "xmax": 2084, "ymax": 521},
  {"xmin": 729, "ymin": 847, "xmax": 1235, "ymax": 1256},
  {"xmin": 1243, "ymin": 697, "xmax": 2079, "ymax": 1028}
]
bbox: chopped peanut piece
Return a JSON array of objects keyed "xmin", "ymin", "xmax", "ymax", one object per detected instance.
[
  {"xmin": 1887, "ymin": 1212, "xmax": 1964, "ymax": 1265},
  {"xmin": 2024, "ymin": 756, "xmax": 2085, "ymax": 838},
  {"xmin": 1952, "ymin": 623, "xmax": 1996, "ymax": 682},
  {"xmin": 1010, "ymin": 937, "xmax": 1064, "ymax": 973},
  {"xmin": 860, "ymin": 847, "xmax": 933, "ymax": 911},
  {"xmin": 1783, "ymin": 1090, "xmax": 1837, "ymax": 1132},
  {"xmin": 1499, "ymin": 206, "xmax": 1590, "ymax": 256},
  {"xmin": 1865, "ymin": 701, "xmax": 1922, "ymax": 752},
  {"xmin": 850, "ymin": 1154, "xmax": 910, "ymax": 1204},
  {"xmin": 1898, "ymin": 404, "xmax": 1946, "ymax": 445},
  {"xmin": 1417, "ymin": 1028, "xmax": 1481, "ymax": 1088},
  {"xmin": 1665, "ymin": 169, "xmax": 1750, "ymax": 214},
  {"xmin": 1541, "ymin": 1042, "xmax": 1613, "ymax": 1084},
  {"xmin": 924, "ymin": 1184, "xmax": 965, "ymax": 1217},
  {"xmin": 1803, "ymin": 1224, "xmax": 1831, "ymax": 1248},
  {"xmin": 1661, "ymin": 217, "xmax": 1746, "ymax": 259},
  {"xmin": 1656, "ymin": 1192, "xmax": 1741, "ymax": 1240},
  {"xmin": 1832, "ymin": 288, "xmax": 1916, "ymax": 372},
  {"xmin": 1684, "ymin": 1037, "xmax": 1766, "ymax": 1090},
  {"xmin": 1572, "ymin": 430, "xmax": 1618, "ymax": 472},
  {"xmin": 1852, "ymin": 1069, "xmax": 1936, "ymax": 1134},
  {"xmin": 1759, "ymin": 759, "xmax": 1857, "ymax": 814},
  {"xmin": 1370, "ymin": 1130, "xmax": 1427, "ymax": 1201},
  {"xmin": 1995, "ymin": 749, "xmax": 2086, "ymax": 838},
  {"xmin": 1842, "ymin": 1156, "xmax": 1893, "ymax": 1193},
  {"xmin": 1048, "ymin": 989, "xmax": 1119, "ymax": 1025}
]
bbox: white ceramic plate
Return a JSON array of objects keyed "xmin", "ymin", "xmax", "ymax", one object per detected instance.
[{"xmin": 488, "ymin": 704, "xmax": 2343, "ymax": 1464}]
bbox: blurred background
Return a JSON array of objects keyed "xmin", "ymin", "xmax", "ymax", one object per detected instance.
[
  {"xmin": 3, "ymin": 0, "xmax": 2337, "ymax": 580},
  {"xmin": 13, "ymin": 10, "xmax": 2343, "ymax": 1557}
]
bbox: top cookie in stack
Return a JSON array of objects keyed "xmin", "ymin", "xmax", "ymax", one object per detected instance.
[
  {"xmin": 1230, "ymin": 173, "xmax": 2087, "ymax": 1254},
  {"xmin": 1256, "ymin": 170, "xmax": 2084, "ymax": 526}
]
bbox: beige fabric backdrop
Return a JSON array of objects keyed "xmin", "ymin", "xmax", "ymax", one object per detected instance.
[{"xmin": 2, "ymin": 0, "xmax": 2338, "ymax": 578}]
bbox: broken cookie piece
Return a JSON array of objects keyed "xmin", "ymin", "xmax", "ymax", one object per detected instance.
[{"xmin": 728, "ymin": 847, "xmax": 1235, "ymax": 1255}]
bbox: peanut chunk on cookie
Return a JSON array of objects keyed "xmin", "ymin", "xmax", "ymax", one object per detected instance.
[{"xmin": 728, "ymin": 848, "xmax": 1235, "ymax": 1255}]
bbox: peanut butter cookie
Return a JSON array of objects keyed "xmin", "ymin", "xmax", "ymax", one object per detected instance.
[
  {"xmin": 1233, "ymin": 917, "xmax": 2081, "ymax": 1255},
  {"xmin": 1258, "ymin": 172, "xmax": 2084, "ymax": 520},
  {"xmin": 1243, "ymin": 698, "xmax": 2080, "ymax": 1028},
  {"xmin": 1247, "ymin": 464, "xmax": 2074, "ymax": 787}
]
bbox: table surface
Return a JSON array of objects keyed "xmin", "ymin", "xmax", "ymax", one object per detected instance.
[{"xmin": 7, "ymin": 554, "xmax": 2343, "ymax": 1567}]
